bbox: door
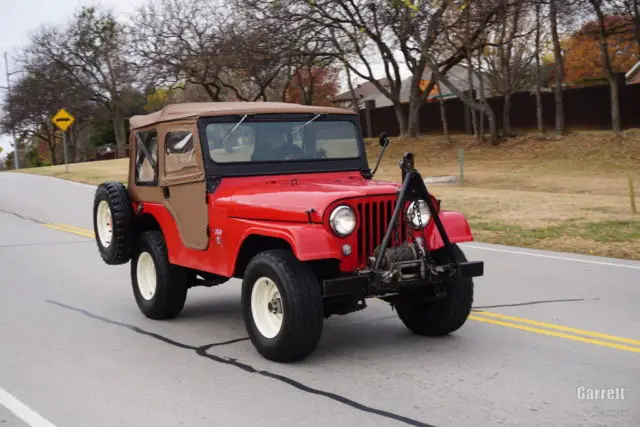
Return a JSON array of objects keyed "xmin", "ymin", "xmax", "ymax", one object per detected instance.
[{"xmin": 158, "ymin": 121, "xmax": 209, "ymax": 250}]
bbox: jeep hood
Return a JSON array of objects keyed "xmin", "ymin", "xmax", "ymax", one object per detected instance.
[{"xmin": 214, "ymin": 173, "xmax": 401, "ymax": 223}]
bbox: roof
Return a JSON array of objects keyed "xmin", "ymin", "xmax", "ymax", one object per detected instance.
[
  {"xmin": 333, "ymin": 78, "xmax": 391, "ymax": 102},
  {"xmin": 333, "ymin": 64, "xmax": 494, "ymax": 108},
  {"xmin": 129, "ymin": 101, "xmax": 356, "ymax": 129},
  {"xmin": 625, "ymin": 61, "xmax": 640, "ymax": 80}
]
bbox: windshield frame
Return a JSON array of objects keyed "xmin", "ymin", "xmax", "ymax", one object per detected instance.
[{"xmin": 197, "ymin": 113, "xmax": 370, "ymax": 178}]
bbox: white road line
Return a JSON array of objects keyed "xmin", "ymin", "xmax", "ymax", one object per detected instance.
[
  {"xmin": 0, "ymin": 388, "xmax": 56, "ymax": 427},
  {"xmin": 463, "ymin": 244, "xmax": 640, "ymax": 270}
]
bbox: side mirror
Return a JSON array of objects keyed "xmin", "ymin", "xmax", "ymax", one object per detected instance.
[
  {"xmin": 379, "ymin": 132, "xmax": 390, "ymax": 147},
  {"xmin": 370, "ymin": 132, "xmax": 391, "ymax": 178}
]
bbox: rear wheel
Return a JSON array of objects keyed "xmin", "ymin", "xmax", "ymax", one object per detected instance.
[
  {"xmin": 131, "ymin": 231, "xmax": 188, "ymax": 319},
  {"xmin": 241, "ymin": 249, "xmax": 323, "ymax": 363},
  {"xmin": 395, "ymin": 244, "xmax": 474, "ymax": 336}
]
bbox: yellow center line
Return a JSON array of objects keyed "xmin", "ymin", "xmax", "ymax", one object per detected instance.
[
  {"xmin": 48, "ymin": 223, "xmax": 94, "ymax": 233},
  {"xmin": 472, "ymin": 310, "xmax": 640, "ymax": 347},
  {"xmin": 468, "ymin": 315, "xmax": 640, "ymax": 353},
  {"xmin": 42, "ymin": 222, "xmax": 640, "ymax": 354},
  {"xmin": 43, "ymin": 223, "xmax": 94, "ymax": 239}
]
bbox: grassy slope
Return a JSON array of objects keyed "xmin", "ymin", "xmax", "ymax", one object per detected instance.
[{"xmin": 11, "ymin": 130, "xmax": 640, "ymax": 260}]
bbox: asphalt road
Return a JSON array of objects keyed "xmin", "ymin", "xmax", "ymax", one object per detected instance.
[{"xmin": 1, "ymin": 172, "xmax": 639, "ymax": 427}]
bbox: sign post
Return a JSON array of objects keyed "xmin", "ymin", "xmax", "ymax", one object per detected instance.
[
  {"xmin": 458, "ymin": 148, "xmax": 464, "ymax": 185},
  {"xmin": 51, "ymin": 109, "xmax": 75, "ymax": 173}
]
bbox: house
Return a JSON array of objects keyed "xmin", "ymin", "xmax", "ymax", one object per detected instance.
[
  {"xmin": 333, "ymin": 64, "xmax": 495, "ymax": 110},
  {"xmin": 625, "ymin": 61, "xmax": 640, "ymax": 84},
  {"xmin": 332, "ymin": 78, "xmax": 392, "ymax": 109}
]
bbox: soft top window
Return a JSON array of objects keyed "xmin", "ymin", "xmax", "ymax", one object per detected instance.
[{"xmin": 204, "ymin": 118, "xmax": 361, "ymax": 164}]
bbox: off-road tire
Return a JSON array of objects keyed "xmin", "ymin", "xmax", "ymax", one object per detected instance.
[
  {"xmin": 131, "ymin": 231, "xmax": 188, "ymax": 320},
  {"xmin": 241, "ymin": 249, "xmax": 323, "ymax": 363},
  {"xmin": 395, "ymin": 244, "xmax": 474, "ymax": 336},
  {"xmin": 93, "ymin": 181, "xmax": 134, "ymax": 265}
]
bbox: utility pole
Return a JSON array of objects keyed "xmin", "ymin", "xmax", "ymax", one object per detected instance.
[{"xmin": 4, "ymin": 52, "xmax": 19, "ymax": 169}]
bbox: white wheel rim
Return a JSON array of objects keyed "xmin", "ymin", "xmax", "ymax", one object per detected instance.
[
  {"xmin": 96, "ymin": 200, "xmax": 113, "ymax": 248},
  {"xmin": 136, "ymin": 252, "xmax": 157, "ymax": 301},
  {"xmin": 251, "ymin": 277, "xmax": 284, "ymax": 339}
]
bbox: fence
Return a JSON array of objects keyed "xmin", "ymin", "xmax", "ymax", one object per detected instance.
[{"xmin": 357, "ymin": 78, "xmax": 640, "ymax": 138}]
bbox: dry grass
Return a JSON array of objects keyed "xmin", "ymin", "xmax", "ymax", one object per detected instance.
[
  {"xmin": 14, "ymin": 158, "xmax": 130, "ymax": 185},
  {"xmin": 9, "ymin": 129, "xmax": 640, "ymax": 260},
  {"xmin": 365, "ymin": 130, "xmax": 640, "ymax": 259}
]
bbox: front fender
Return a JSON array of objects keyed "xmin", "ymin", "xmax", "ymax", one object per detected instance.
[
  {"xmin": 423, "ymin": 211, "xmax": 474, "ymax": 250},
  {"xmin": 235, "ymin": 220, "xmax": 341, "ymax": 261}
]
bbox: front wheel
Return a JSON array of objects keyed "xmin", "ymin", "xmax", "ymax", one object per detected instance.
[
  {"xmin": 241, "ymin": 249, "xmax": 323, "ymax": 363},
  {"xmin": 395, "ymin": 244, "xmax": 474, "ymax": 336},
  {"xmin": 131, "ymin": 231, "xmax": 188, "ymax": 320}
]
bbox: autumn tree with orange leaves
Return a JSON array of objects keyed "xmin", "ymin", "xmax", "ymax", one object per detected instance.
[
  {"xmin": 283, "ymin": 66, "xmax": 341, "ymax": 107},
  {"xmin": 563, "ymin": 15, "xmax": 638, "ymax": 84}
]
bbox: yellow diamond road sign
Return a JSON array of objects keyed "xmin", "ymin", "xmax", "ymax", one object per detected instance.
[{"xmin": 51, "ymin": 109, "xmax": 75, "ymax": 132}]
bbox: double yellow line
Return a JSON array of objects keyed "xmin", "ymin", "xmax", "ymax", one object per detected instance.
[
  {"xmin": 470, "ymin": 311, "xmax": 640, "ymax": 353},
  {"xmin": 42, "ymin": 221, "xmax": 640, "ymax": 354}
]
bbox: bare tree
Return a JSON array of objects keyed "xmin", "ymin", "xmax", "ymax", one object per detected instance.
[
  {"xmin": 130, "ymin": 0, "xmax": 233, "ymax": 101},
  {"xmin": 534, "ymin": 0, "xmax": 546, "ymax": 137},
  {"xmin": 425, "ymin": 0, "xmax": 504, "ymax": 143},
  {"xmin": 131, "ymin": 0, "xmax": 306, "ymax": 103},
  {"xmin": 433, "ymin": 79, "xmax": 451, "ymax": 142},
  {"xmin": 21, "ymin": 6, "xmax": 136, "ymax": 157},
  {"xmin": 584, "ymin": 0, "xmax": 623, "ymax": 135},
  {"xmin": 483, "ymin": 0, "xmax": 538, "ymax": 136},
  {"xmin": 549, "ymin": 0, "xmax": 566, "ymax": 137},
  {"xmin": 474, "ymin": 49, "xmax": 489, "ymax": 140},
  {"xmin": 1, "ymin": 61, "xmax": 96, "ymax": 164},
  {"xmin": 613, "ymin": 0, "xmax": 640, "ymax": 46}
]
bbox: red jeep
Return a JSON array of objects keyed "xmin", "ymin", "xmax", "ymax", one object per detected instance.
[{"xmin": 92, "ymin": 102, "xmax": 483, "ymax": 362}]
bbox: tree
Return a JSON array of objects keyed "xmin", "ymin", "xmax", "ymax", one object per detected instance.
[
  {"xmin": 0, "ymin": 60, "xmax": 96, "ymax": 164},
  {"xmin": 563, "ymin": 15, "xmax": 637, "ymax": 83},
  {"xmin": 482, "ymin": 0, "xmax": 538, "ymax": 136},
  {"xmin": 581, "ymin": 7, "xmax": 635, "ymax": 134},
  {"xmin": 545, "ymin": 0, "xmax": 585, "ymax": 137},
  {"xmin": 283, "ymin": 66, "xmax": 341, "ymax": 106},
  {"xmin": 616, "ymin": 0, "xmax": 640, "ymax": 47},
  {"xmin": 239, "ymin": 0, "xmax": 503, "ymax": 139},
  {"xmin": 534, "ymin": 0, "xmax": 547, "ymax": 137},
  {"xmin": 131, "ymin": 0, "xmax": 301, "ymax": 103},
  {"xmin": 22, "ymin": 6, "xmax": 136, "ymax": 158},
  {"xmin": 238, "ymin": 0, "xmax": 411, "ymax": 134},
  {"xmin": 424, "ymin": 0, "xmax": 506, "ymax": 144},
  {"xmin": 549, "ymin": 0, "xmax": 565, "ymax": 137}
]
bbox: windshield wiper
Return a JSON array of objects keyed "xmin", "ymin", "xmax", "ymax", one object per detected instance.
[
  {"xmin": 290, "ymin": 113, "xmax": 324, "ymax": 135},
  {"xmin": 220, "ymin": 114, "xmax": 248, "ymax": 145}
]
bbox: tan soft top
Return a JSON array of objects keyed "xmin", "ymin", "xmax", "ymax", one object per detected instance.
[{"xmin": 129, "ymin": 101, "xmax": 356, "ymax": 130}]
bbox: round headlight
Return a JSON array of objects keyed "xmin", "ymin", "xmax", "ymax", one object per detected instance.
[
  {"xmin": 329, "ymin": 205, "xmax": 356, "ymax": 237},
  {"xmin": 406, "ymin": 200, "xmax": 431, "ymax": 229}
]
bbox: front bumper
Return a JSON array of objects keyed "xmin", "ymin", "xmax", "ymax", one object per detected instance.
[{"xmin": 322, "ymin": 259, "xmax": 484, "ymax": 298}]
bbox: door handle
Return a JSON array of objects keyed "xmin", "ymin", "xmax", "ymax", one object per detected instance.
[{"xmin": 162, "ymin": 186, "xmax": 170, "ymax": 199}]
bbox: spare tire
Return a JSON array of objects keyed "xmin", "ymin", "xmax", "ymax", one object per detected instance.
[{"xmin": 93, "ymin": 181, "xmax": 134, "ymax": 265}]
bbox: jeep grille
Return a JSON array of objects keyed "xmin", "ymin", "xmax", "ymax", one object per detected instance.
[{"xmin": 355, "ymin": 195, "xmax": 408, "ymax": 267}]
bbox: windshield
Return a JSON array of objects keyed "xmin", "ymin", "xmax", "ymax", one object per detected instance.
[{"xmin": 205, "ymin": 118, "xmax": 361, "ymax": 163}]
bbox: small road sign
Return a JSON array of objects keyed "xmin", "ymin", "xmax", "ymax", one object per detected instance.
[{"xmin": 51, "ymin": 109, "xmax": 75, "ymax": 132}]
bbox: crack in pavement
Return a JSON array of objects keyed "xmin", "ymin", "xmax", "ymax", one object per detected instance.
[
  {"xmin": 0, "ymin": 207, "xmax": 45, "ymax": 224},
  {"xmin": 46, "ymin": 299, "xmax": 435, "ymax": 427},
  {"xmin": 472, "ymin": 298, "xmax": 591, "ymax": 310}
]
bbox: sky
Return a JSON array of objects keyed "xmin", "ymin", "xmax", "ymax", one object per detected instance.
[{"xmin": 0, "ymin": 0, "xmax": 409, "ymax": 162}]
